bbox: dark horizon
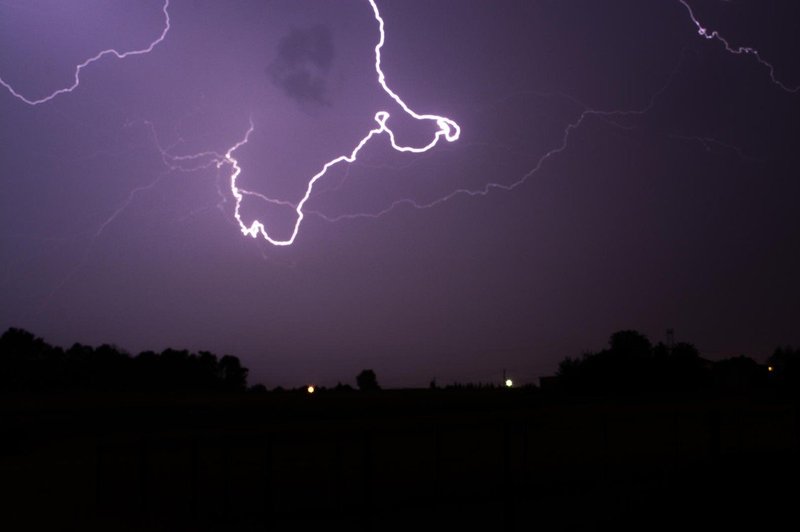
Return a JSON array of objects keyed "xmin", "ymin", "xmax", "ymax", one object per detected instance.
[
  {"xmin": 3, "ymin": 325, "xmax": 795, "ymax": 396},
  {"xmin": 2, "ymin": 325, "xmax": 798, "ymax": 531},
  {"xmin": 0, "ymin": 323, "xmax": 784, "ymax": 390},
  {"xmin": 2, "ymin": 0, "xmax": 799, "ymax": 389}
]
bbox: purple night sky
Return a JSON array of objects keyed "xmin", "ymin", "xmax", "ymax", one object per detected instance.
[{"xmin": 1, "ymin": 0, "xmax": 799, "ymax": 388}]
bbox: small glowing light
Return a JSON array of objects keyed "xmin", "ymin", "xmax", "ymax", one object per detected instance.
[
  {"xmin": 768, "ymin": 366, "xmax": 774, "ymax": 373},
  {"xmin": 307, "ymin": 385, "xmax": 315, "ymax": 394},
  {"xmin": 505, "ymin": 379, "xmax": 513, "ymax": 388}
]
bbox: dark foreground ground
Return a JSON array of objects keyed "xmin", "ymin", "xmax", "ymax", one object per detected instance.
[{"xmin": 1, "ymin": 389, "xmax": 798, "ymax": 531}]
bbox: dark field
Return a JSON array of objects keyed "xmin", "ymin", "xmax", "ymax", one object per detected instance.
[{"xmin": 1, "ymin": 390, "xmax": 798, "ymax": 531}]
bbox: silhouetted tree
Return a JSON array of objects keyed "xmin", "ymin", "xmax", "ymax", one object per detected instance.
[
  {"xmin": 711, "ymin": 355, "xmax": 768, "ymax": 394},
  {"xmin": 652, "ymin": 341, "xmax": 708, "ymax": 392},
  {"xmin": 219, "ymin": 355, "xmax": 248, "ymax": 391},
  {"xmin": 768, "ymin": 346, "xmax": 800, "ymax": 396},
  {"xmin": 356, "ymin": 369, "xmax": 380, "ymax": 391},
  {"xmin": 557, "ymin": 330, "xmax": 709, "ymax": 396},
  {"xmin": 198, "ymin": 351, "xmax": 221, "ymax": 388},
  {"xmin": 0, "ymin": 327, "xmax": 250, "ymax": 394},
  {"xmin": 609, "ymin": 330, "xmax": 652, "ymax": 359}
]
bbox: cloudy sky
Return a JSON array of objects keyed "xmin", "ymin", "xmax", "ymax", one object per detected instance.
[{"xmin": 1, "ymin": 0, "xmax": 798, "ymax": 388}]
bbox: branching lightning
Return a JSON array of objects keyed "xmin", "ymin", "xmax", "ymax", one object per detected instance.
[
  {"xmin": 222, "ymin": 0, "xmax": 460, "ymax": 246},
  {"xmin": 2, "ymin": 0, "xmax": 781, "ymax": 250},
  {"xmin": 668, "ymin": 134, "xmax": 759, "ymax": 163},
  {"xmin": 678, "ymin": 0, "xmax": 799, "ymax": 93},
  {"xmin": 307, "ymin": 53, "xmax": 686, "ymax": 223},
  {"xmin": 306, "ymin": 0, "xmax": 797, "ymax": 225},
  {"xmin": 0, "ymin": 0, "xmax": 171, "ymax": 105}
]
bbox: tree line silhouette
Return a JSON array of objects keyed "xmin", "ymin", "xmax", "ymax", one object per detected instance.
[
  {"xmin": 0, "ymin": 327, "xmax": 247, "ymax": 393},
  {"xmin": 1, "ymin": 326, "xmax": 798, "ymax": 396},
  {"xmin": 556, "ymin": 329, "xmax": 800, "ymax": 397}
]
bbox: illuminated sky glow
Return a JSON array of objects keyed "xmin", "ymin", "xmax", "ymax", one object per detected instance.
[
  {"xmin": 226, "ymin": 0, "xmax": 460, "ymax": 246},
  {"xmin": 0, "ymin": 1, "xmax": 798, "ymax": 388}
]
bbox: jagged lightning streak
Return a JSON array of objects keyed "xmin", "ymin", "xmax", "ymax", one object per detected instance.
[
  {"xmin": 669, "ymin": 134, "xmax": 759, "ymax": 163},
  {"xmin": 224, "ymin": 0, "xmax": 460, "ymax": 246},
  {"xmin": 309, "ymin": 53, "xmax": 687, "ymax": 223},
  {"xmin": 678, "ymin": 0, "xmax": 798, "ymax": 93},
  {"xmin": 0, "ymin": 0, "xmax": 171, "ymax": 105},
  {"xmin": 307, "ymin": 105, "xmax": 626, "ymax": 223},
  {"xmin": 176, "ymin": 1, "xmax": 789, "ymax": 238}
]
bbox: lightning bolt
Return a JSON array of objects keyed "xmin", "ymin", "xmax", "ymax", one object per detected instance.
[
  {"xmin": 307, "ymin": 52, "xmax": 688, "ymax": 223},
  {"xmin": 306, "ymin": 0, "xmax": 794, "ymax": 225},
  {"xmin": 0, "ymin": 0, "xmax": 171, "ymax": 105},
  {"xmin": 3, "ymin": 0, "xmax": 771, "ymax": 249},
  {"xmin": 307, "ymin": 106, "xmax": 639, "ymax": 223},
  {"xmin": 668, "ymin": 134, "xmax": 759, "ymax": 163},
  {"xmin": 223, "ymin": 0, "xmax": 461, "ymax": 247},
  {"xmin": 678, "ymin": 0, "xmax": 799, "ymax": 93}
]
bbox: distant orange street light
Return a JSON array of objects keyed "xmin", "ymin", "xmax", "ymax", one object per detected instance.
[{"xmin": 307, "ymin": 385, "xmax": 315, "ymax": 394}]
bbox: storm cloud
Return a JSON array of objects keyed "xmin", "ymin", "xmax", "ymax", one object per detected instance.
[{"xmin": 267, "ymin": 25, "xmax": 334, "ymax": 106}]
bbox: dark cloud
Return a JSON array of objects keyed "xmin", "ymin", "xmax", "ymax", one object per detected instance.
[{"xmin": 267, "ymin": 25, "xmax": 334, "ymax": 106}]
